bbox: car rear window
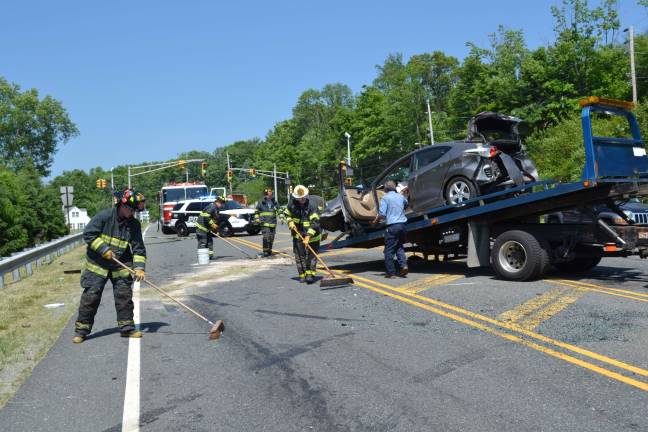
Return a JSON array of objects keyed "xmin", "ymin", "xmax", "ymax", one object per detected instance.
[
  {"xmin": 172, "ymin": 203, "xmax": 184, "ymax": 211},
  {"xmin": 187, "ymin": 202, "xmax": 204, "ymax": 211}
]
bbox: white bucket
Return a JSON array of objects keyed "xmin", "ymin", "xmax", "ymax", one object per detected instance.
[{"xmin": 197, "ymin": 248, "xmax": 210, "ymax": 265}]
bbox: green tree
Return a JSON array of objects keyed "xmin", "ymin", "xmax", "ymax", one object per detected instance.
[{"xmin": 0, "ymin": 77, "xmax": 78, "ymax": 176}]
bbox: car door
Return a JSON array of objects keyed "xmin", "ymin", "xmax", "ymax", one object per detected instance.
[{"xmin": 408, "ymin": 146, "xmax": 452, "ymax": 212}]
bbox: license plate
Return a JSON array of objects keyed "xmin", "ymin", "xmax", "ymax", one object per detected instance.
[{"xmin": 639, "ymin": 231, "xmax": 648, "ymax": 239}]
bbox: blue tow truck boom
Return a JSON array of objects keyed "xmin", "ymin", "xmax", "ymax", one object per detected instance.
[{"xmin": 323, "ymin": 97, "xmax": 648, "ymax": 281}]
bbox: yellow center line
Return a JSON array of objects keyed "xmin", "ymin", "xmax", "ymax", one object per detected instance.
[
  {"xmin": 344, "ymin": 272, "xmax": 648, "ymax": 380},
  {"xmin": 516, "ymin": 289, "xmax": 585, "ymax": 330},
  {"xmin": 548, "ymin": 278, "xmax": 648, "ymax": 299},
  {"xmin": 347, "ymin": 277, "xmax": 648, "ymax": 392},
  {"xmin": 224, "ymin": 234, "xmax": 648, "ymax": 391},
  {"xmin": 396, "ymin": 274, "xmax": 465, "ymax": 294},
  {"xmin": 548, "ymin": 280, "xmax": 648, "ymax": 303},
  {"xmin": 320, "ymin": 248, "xmax": 372, "ymax": 257},
  {"xmin": 497, "ymin": 288, "xmax": 570, "ymax": 324}
]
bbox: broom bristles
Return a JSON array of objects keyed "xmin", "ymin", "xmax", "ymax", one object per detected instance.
[{"xmin": 208, "ymin": 320, "xmax": 225, "ymax": 340}]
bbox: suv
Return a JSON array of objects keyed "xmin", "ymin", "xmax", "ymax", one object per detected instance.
[{"xmin": 169, "ymin": 199, "xmax": 261, "ymax": 236}]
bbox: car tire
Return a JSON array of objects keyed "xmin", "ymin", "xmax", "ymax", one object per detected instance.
[
  {"xmin": 445, "ymin": 176, "xmax": 478, "ymax": 205},
  {"xmin": 175, "ymin": 222, "xmax": 189, "ymax": 237},
  {"xmin": 161, "ymin": 226, "xmax": 175, "ymax": 235},
  {"xmin": 247, "ymin": 228, "xmax": 261, "ymax": 235},
  {"xmin": 219, "ymin": 223, "xmax": 233, "ymax": 237},
  {"xmin": 554, "ymin": 255, "xmax": 601, "ymax": 273},
  {"xmin": 491, "ymin": 230, "xmax": 549, "ymax": 281}
]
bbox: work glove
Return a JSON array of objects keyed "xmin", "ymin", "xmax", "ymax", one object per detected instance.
[
  {"xmin": 288, "ymin": 221, "xmax": 296, "ymax": 231},
  {"xmin": 303, "ymin": 235, "xmax": 311, "ymax": 246},
  {"xmin": 134, "ymin": 269, "xmax": 145, "ymax": 281},
  {"xmin": 210, "ymin": 222, "xmax": 218, "ymax": 231},
  {"xmin": 102, "ymin": 249, "xmax": 114, "ymax": 261}
]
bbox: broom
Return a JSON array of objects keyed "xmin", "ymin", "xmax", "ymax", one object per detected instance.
[
  {"xmin": 210, "ymin": 230, "xmax": 257, "ymax": 259},
  {"xmin": 112, "ymin": 257, "xmax": 225, "ymax": 340},
  {"xmin": 289, "ymin": 226, "xmax": 354, "ymax": 288}
]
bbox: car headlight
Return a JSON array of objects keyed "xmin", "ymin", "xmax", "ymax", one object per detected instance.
[{"xmin": 623, "ymin": 210, "xmax": 634, "ymax": 221}]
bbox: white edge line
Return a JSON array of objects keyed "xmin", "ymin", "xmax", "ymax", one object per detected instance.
[{"xmin": 122, "ymin": 224, "xmax": 148, "ymax": 431}]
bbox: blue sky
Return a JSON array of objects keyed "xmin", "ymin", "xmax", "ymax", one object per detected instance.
[{"xmin": 2, "ymin": 0, "xmax": 647, "ymax": 178}]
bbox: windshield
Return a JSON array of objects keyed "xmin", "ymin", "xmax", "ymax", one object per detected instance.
[
  {"xmin": 223, "ymin": 200, "xmax": 243, "ymax": 210},
  {"xmin": 163, "ymin": 189, "xmax": 185, "ymax": 202},
  {"xmin": 186, "ymin": 186, "xmax": 208, "ymax": 199}
]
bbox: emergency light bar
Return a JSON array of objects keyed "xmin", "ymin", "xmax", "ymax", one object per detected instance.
[{"xmin": 579, "ymin": 96, "xmax": 635, "ymax": 110}]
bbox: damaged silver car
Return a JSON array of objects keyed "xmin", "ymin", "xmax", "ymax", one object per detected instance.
[{"xmin": 320, "ymin": 112, "xmax": 538, "ymax": 234}]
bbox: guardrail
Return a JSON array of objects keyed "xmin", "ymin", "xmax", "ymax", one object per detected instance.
[{"xmin": 0, "ymin": 232, "xmax": 84, "ymax": 289}]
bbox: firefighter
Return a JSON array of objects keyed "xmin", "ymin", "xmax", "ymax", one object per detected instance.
[
  {"xmin": 254, "ymin": 188, "xmax": 279, "ymax": 257},
  {"xmin": 285, "ymin": 185, "xmax": 321, "ymax": 284},
  {"xmin": 195, "ymin": 195, "xmax": 226, "ymax": 259},
  {"xmin": 72, "ymin": 189, "xmax": 147, "ymax": 343}
]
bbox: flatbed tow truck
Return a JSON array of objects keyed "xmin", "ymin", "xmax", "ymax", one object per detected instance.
[{"xmin": 322, "ymin": 97, "xmax": 648, "ymax": 281}]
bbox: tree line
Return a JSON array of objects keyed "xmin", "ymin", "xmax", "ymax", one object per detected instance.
[{"xmin": 3, "ymin": 0, "xmax": 648, "ymax": 256}]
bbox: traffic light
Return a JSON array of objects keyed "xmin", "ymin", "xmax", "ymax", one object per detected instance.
[
  {"xmin": 344, "ymin": 177, "xmax": 353, "ymax": 186},
  {"xmin": 96, "ymin": 179, "xmax": 102, "ymax": 188},
  {"xmin": 201, "ymin": 162, "xmax": 208, "ymax": 177},
  {"xmin": 248, "ymin": 168, "xmax": 256, "ymax": 177},
  {"xmin": 226, "ymin": 170, "xmax": 233, "ymax": 180},
  {"xmin": 178, "ymin": 160, "xmax": 185, "ymax": 169},
  {"xmin": 101, "ymin": 179, "xmax": 107, "ymax": 189}
]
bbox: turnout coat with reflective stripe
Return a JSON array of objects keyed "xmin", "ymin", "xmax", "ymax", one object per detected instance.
[
  {"xmin": 196, "ymin": 203, "xmax": 221, "ymax": 233},
  {"xmin": 255, "ymin": 197, "xmax": 278, "ymax": 228},
  {"xmin": 83, "ymin": 207, "xmax": 146, "ymax": 276},
  {"xmin": 284, "ymin": 199, "xmax": 321, "ymax": 242}
]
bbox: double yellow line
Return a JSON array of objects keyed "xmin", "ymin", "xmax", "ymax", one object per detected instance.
[
  {"xmin": 221, "ymin": 235, "xmax": 648, "ymax": 392},
  {"xmin": 548, "ymin": 278, "xmax": 648, "ymax": 303}
]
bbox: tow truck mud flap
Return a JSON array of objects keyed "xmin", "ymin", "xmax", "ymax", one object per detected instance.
[{"xmin": 467, "ymin": 222, "xmax": 490, "ymax": 267}]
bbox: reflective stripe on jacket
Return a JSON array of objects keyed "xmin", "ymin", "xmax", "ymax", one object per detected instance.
[
  {"xmin": 255, "ymin": 197, "xmax": 278, "ymax": 228},
  {"xmin": 196, "ymin": 203, "xmax": 220, "ymax": 233},
  {"xmin": 84, "ymin": 207, "xmax": 146, "ymax": 276},
  {"xmin": 284, "ymin": 198, "xmax": 321, "ymax": 242}
]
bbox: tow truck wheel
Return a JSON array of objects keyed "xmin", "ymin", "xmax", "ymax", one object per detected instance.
[
  {"xmin": 445, "ymin": 177, "xmax": 477, "ymax": 205},
  {"xmin": 491, "ymin": 230, "xmax": 549, "ymax": 281},
  {"xmin": 554, "ymin": 255, "xmax": 601, "ymax": 273}
]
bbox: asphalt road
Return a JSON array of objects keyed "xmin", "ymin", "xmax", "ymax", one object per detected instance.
[{"xmin": 2, "ymin": 224, "xmax": 648, "ymax": 431}]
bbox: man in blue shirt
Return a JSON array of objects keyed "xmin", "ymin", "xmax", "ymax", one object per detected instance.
[{"xmin": 372, "ymin": 180, "xmax": 409, "ymax": 278}]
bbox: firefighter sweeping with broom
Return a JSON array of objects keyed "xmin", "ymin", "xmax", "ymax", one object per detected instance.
[
  {"xmin": 72, "ymin": 189, "xmax": 146, "ymax": 343},
  {"xmin": 285, "ymin": 185, "xmax": 321, "ymax": 284},
  {"xmin": 195, "ymin": 195, "xmax": 226, "ymax": 260}
]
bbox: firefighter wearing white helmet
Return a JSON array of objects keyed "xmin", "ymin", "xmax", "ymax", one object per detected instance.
[{"xmin": 284, "ymin": 185, "xmax": 321, "ymax": 284}]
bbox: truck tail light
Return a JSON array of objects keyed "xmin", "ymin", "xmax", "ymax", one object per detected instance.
[{"xmin": 489, "ymin": 146, "xmax": 500, "ymax": 159}]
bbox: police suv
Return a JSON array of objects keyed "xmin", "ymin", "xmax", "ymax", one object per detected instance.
[{"xmin": 169, "ymin": 198, "xmax": 261, "ymax": 236}]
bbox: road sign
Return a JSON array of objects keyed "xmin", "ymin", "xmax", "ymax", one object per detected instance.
[{"xmin": 60, "ymin": 186, "xmax": 74, "ymax": 207}]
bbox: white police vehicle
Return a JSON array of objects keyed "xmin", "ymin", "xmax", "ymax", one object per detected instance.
[{"xmin": 168, "ymin": 198, "xmax": 260, "ymax": 236}]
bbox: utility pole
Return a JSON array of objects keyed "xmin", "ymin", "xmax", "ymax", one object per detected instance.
[
  {"xmin": 344, "ymin": 132, "xmax": 352, "ymax": 166},
  {"xmin": 185, "ymin": 167, "xmax": 189, "ymax": 182},
  {"xmin": 110, "ymin": 168, "xmax": 114, "ymax": 191},
  {"xmin": 629, "ymin": 26, "xmax": 638, "ymax": 105},
  {"xmin": 273, "ymin": 163, "xmax": 278, "ymax": 203},
  {"xmin": 427, "ymin": 99, "xmax": 435, "ymax": 145},
  {"xmin": 128, "ymin": 166, "xmax": 131, "ymax": 189},
  {"xmin": 226, "ymin": 152, "xmax": 232, "ymax": 195}
]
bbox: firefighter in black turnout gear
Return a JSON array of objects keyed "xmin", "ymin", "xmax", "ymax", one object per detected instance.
[
  {"xmin": 255, "ymin": 188, "xmax": 279, "ymax": 257},
  {"xmin": 196, "ymin": 196, "xmax": 225, "ymax": 259},
  {"xmin": 72, "ymin": 189, "xmax": 147, "ymax": 343},
  {"xmin": 285, "ymin": 185, "xmax": 321, "ymax": 284}
]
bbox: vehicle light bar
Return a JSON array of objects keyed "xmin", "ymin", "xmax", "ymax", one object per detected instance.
[{"xmin": 578, "ymin": 96, "xmax": 635, "ymax": 110}]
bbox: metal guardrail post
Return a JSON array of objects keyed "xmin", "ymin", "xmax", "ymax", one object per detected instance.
[{"xmin": 0, "ymin": 232, "xmax": 84, "ymax": 289}]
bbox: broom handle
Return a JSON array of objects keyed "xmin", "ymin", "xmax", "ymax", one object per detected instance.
[
  {"xmin": 290, "ymin": 225, "xmax": 336, "ymax": 276},
  {"xmin": 210, "ymin": 230, "xmax": 254, "ymax": 258},
  {"xmin": 112, "ymin": 256, "xmax": 214, "ymax": 325}
]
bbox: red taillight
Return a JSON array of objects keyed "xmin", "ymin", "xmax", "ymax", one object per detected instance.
[
  {"xmin": 163, "ymin": 211, "xmax": 172, "ymax": 221},
  {"xmin": 163, "ymin": 204, "xmax": 174, "ymax": 221},
  {"xmin": 489, "ymin": 146, "xmax": 499, "ymax": 159}
]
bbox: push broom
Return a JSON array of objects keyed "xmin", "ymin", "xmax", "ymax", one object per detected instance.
[
  {"xmin": 112, "ymin": 257, "xmax": 225, "ymax": 340},
  {"xmin": 289, "ymin": 227, "xmax": 354, "ymax": 288},
  {"xmin": 210, "ymin": 230, "xmax": 257, "ymax": 259}
]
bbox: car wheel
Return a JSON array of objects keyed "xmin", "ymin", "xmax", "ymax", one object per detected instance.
[
  {"xmin": 219, "ymin": 223, "xmax": 233, "ymax": 237},
  {"xmin": 491, "ymin": 230, "xmax": 549, "ymax": 281},
  {"xmin": 445, "ymin": 177, "xmax": 477, "ymax": 205},
  {"xmin": 161, "ymin": 226, "xmax": 175, "ymax": 235},
  {"xmin": 175, "ymin": 222, "xmax": 189, "ymax": 237}
]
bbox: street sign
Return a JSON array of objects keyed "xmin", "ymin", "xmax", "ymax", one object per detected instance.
[{"xmin": 60, "ymin": 186, "xmax": 74, "ymax": 207}]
